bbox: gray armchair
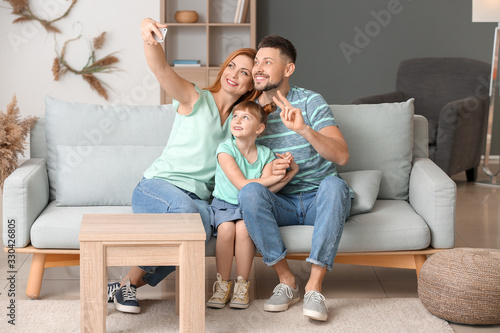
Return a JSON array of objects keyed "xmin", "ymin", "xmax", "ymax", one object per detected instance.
[{"xmin": 353, "ymin": 57, "xmax": 490, "ymax": 181}]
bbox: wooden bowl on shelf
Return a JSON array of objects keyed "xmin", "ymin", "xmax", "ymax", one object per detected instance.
[{"xmin": 175, "ymin": 10, "xmax": 199, "ymax": 23}]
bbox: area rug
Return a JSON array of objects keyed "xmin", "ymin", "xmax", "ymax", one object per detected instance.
[{"xmin": 2, "ymin": 298, "xmax": 453, "ymax": 332}]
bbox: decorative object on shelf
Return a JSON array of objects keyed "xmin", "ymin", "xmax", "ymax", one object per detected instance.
[
  {"xmin": 472, "ymin": 0, "xmax": 500, "ymax": 186},
  {"xmin": 212, "ymin": 0, "xmax": 238, "ymax": 23},
  {"xmin": 0, "ymin": 95, "xmax": 38, "ymax": 189},
  {"xmin": 174, "ymin": 10, "xmax": 198, "ymax": 23},
  {"xmin": 52, "ymin": 32, "xmax": 120, "ymax": 100},
  {"xmin": 234, "ymin": 0, "xmax": 250, "ymax": 23},
  {"xmin": 4, "ymin": 0, "xmax": 78, "ymax": 33},
  {"xmin": 216, "ymin": 36, "xmax": 244, "ymax": 56}
]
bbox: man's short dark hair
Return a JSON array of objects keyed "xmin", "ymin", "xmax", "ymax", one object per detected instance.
[{"xmin": 258, "ymin": 34, "xmax": 297, "ymax": 64}]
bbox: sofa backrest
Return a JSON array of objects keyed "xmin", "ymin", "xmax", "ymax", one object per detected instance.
[
  {"xmin": 31, "ymin": 97, "xmax": 420, "ymax": 205},
  {"xmin": 39, "ymin": 96, "xmax": 176, "ymax": 206}
]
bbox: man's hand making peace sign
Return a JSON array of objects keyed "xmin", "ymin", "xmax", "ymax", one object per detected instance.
[{"xmin": 273, "ymin": 90, "xmax": 306, "ymax": 133}]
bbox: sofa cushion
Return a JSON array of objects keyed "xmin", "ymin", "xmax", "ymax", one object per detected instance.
[
  {"xmin": 44, "ymin": 96, "xmax": 176, "ymax": 204},
  {"xmin": 30, "ymin": 201, "xmax": 133, "ymax": 249},
  {"xmin": 205, "ymin": 200, "xmax": 431, "ymax": 256},
  {"xmin": 30, "ymin": 200, "xmax": 211, "ymax": 249},
  {"xmin": 331, "ymin": 99, "xmax": 414, "ymax": 200},
  {"xmin": 32, "ymin": 200, "xmax": 430, "ymax": 252},
  {"xmin": 280, "ymin": 200, "xmax": 430, "ymax": 253},
  {"xmin": 339, "ymin": 170, "xmax": 382, "ymax": 216},
  {"xmin": 56, "ymin": 145, "xmax": 164, "ymax": 206}
]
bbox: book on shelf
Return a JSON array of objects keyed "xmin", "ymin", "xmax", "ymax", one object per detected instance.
[
  {"xmin": 234, "ymin": 0, "xmax": 243, "ymax": 23},
  {"xmin": 173, "ymin": 63, "xmax": 202, "ymax": 67},
  {"xmin": 172, "ymin": 59, "xmax": 200, "ymax": 64},
  {"xmin": 239, "ymin": 0, "xmax": 250, "ymax": 23}
]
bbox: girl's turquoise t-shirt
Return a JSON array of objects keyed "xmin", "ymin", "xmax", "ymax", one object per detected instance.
[
  {"xmin": 212, "ymin": 138, "xmax": 276, "ymax": 205},
  {"xmin": 143, "ymin": 85, "xmax": 232, "ymax": 201}
]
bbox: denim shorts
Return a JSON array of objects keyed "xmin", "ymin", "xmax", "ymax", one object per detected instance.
[{"xmin": 208, "ymin": 197, "xmax": 243, "ymax": 236}]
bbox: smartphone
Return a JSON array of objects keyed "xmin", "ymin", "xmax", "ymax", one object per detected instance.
[{"xmin": 154, "ymin": 28, "xmax": 167, "ymax": 43}]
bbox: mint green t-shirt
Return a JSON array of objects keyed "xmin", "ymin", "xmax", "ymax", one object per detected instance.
[
  {"xmin": 212, "ymin": 138, "xmax": 276, "ymax": 205},
  {"xmin": 143, "ymin": 85, "xmax": 232, "ymax": 201}
]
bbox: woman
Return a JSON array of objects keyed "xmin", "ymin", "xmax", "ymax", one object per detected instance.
[{"xmin": 108, "ymin": 18, "xmax": 259, "ymax": 314}]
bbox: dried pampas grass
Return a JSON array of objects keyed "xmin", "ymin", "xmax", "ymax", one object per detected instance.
[
  {"xmin": 52, "ymin": 58, "xmax": 61, "ymax": 81},
  {"xmin": 5, "ymin": 0, "xmax": 78, "ymax": 34},
  {"xmin": 0, "ymin": 95, "xmax": 38, "ymax": 189},
  {"xmin": 53, "ymin": 32, "xmax": 120, "ymax": 100},
  {"xmin": 82, "ymin": 74, "xmax": 109, "ymax": 101},
  {"xmin": 93, "ymin": 32, "xmax": 106, "ymax": 50}
]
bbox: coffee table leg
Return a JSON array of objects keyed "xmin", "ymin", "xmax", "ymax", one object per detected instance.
[
  {"xmin": 179, "ymin": 240, "xmax": 205, "ymax": 332},
  {"xmin": 80, "ymin": 241, "xmax": 106, "ymax": 333}
]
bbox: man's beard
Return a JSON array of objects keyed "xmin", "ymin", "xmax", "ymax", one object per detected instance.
[{"xmin": 255, "ymin": 75, "xmax": 283, "ymax": 92}]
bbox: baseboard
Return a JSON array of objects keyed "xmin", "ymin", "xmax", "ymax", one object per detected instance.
[{"xmin": 481, "ymin": 155, "xmax": 500, "ymax": 162}]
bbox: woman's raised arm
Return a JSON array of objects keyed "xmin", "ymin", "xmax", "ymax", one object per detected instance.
[{"xmin": 140, "ymin": 18, "xmax": 199, "ymax": 115}]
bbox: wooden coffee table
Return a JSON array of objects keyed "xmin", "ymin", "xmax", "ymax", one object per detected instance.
[{"xmin": 79, "ymin": 214, "xmax": 206, "ymax": 332}]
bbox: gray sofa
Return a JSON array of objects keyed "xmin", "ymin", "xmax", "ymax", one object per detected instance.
[{"xmin": 3, "ymin": 96, "xmax": 456, "ymax": 299}]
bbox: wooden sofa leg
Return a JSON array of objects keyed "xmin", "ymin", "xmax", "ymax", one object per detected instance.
[
  {"xmin": 414, "ymin": 254, "xmax": 427, "ymax": 278},
  {"xmin": 26, "ymin": 253, "xmax": 47, "ymax": 299}
]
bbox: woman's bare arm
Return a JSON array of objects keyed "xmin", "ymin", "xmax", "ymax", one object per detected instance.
[{"xmin": 140, "ymin": 18, "xmax": 199, "ymax": 115}]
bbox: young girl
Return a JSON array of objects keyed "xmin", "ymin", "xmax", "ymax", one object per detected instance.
[{"xmin": 207, "ymin": 101, "xmax": 299, "ymax": 309}]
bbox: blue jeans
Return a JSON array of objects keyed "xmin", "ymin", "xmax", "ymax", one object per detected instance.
[
  {"xmin": 238, "ymin": 176, "xmax": 351, "ymax": 271},
  {"xmin": 131, "ymin": 178, "xmax": 211, "ymax": 286}
]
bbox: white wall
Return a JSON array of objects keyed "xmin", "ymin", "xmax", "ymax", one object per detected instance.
[{"xmin": 0, "ymin": 0, "xmax": 162, "ymax": 120}]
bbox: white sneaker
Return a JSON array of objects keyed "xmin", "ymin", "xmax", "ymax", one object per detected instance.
[
  {"xmin": 207, "ymin": 273, "xmax": 233, "ymax": 309},
  {"xmin": 229, "ymin": 276, "xmax": 250, "ymax": 309}
]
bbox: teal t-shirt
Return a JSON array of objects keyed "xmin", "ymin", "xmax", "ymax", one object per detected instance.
[
  {"xmin": 256, "ymin": 86, "xmax": 338, "ymax": 194},
  {"xmin": 212, "ymin": 138, "xmax": 276, "ymax": 205},
  {"xmin": 143, "ymin": 85, "xmax": 232, "ymax": 201}
]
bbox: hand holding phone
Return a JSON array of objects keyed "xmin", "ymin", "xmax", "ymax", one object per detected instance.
[{"xmin": 154, "ymin": 28, "xmax": 167, "ymax": 43}]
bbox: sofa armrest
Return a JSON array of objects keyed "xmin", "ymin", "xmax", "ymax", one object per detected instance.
[
  {"xmin": 351, "ymin": 91, "xmax": 406, "ymax": 104},
  {"xmin": 409, "ymin": 158, "xmax": 456, "ymax": 249},
  {"xmin": 2, "ymin": 158, "xmax": 49, "ymax": 248}
]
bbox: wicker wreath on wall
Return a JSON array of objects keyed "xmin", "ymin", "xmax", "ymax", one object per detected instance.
[
  {"xmin": 52, "ymin": 32, "xmax": 120, "ymax": 100},
  {"xmin": 4, "ymin": 0, "xmax": 78, "ymax": 33}
]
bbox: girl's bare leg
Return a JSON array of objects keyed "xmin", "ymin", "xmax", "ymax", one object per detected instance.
[
  {"xmin": 215, "ymin": 222, "xmax": 236, "ymax": 280},
  {"xmin": 234, "ymin": 219, "xmax": 255, "ymax": 280}
]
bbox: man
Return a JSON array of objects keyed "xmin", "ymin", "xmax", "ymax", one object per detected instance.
[{"xmin": 238, "ymin": 34, "xmax": 351, "ymax": 322}]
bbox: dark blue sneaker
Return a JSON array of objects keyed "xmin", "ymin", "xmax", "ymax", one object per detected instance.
[
  {"xmin": 107, "ymin": 282, "xmax": 120, "ymax": 303},
  {"xmin": 114, "ymin": 277, "xmax": 140, "ymax": 314}
]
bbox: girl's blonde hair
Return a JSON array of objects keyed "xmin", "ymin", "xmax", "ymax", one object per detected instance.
[
  {"xmin": 233, "ymin": 101, "xmax": 277, "ymax": 127},
  {"xmin": 204, "ymin": 48, "xmax": 261, "ymax": 104}
]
